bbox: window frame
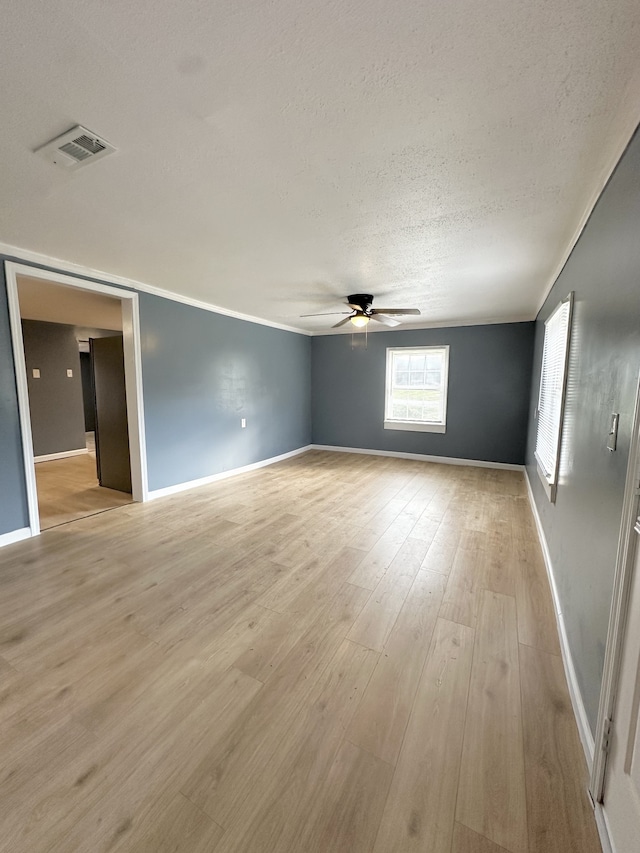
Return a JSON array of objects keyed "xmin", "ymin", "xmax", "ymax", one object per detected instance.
[
  {"xmin": 384, "ymin": 345, "xmax": 449, "ymax": 434},
  {"xmin": 534, "ymin": 292, "xmax": 574, "ymax": 503}
]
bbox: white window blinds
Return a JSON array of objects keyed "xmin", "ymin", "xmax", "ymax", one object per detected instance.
[{"xmin": 535, "ymin": 295, "xmax": 573, "ymax": 488}]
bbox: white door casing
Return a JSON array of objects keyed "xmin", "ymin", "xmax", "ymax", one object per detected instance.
[
  {"xmin": 602, "ymin": 516, "xmax": 640, "ymax": 852},
  {"xmin": 590, "ymin": 370, "xmax": 640, "ymax": 853},
  {"xmin": 4, "ymin": 260, "xmax": 149, "ymax": 537}
]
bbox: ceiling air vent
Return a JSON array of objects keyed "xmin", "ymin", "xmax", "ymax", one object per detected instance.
[{"xmin": 35, "ymin": 125, "xmax": 116, "ymax": 170}]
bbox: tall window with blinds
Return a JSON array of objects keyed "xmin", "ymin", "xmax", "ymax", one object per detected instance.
[
  {"xmin": 384, "ymin": 346, "xmax": 449, "ymax": 433},
  {"xmin": 535, "ymin": 293, "xmax": 573, "ymax": 501}
]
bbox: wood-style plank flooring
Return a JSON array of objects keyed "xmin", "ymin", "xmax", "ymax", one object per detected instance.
[
  {"xmin": 0, "ymin": 450, "xmax": 601, "ymax": 852},
  {"xmin": 35, "ymin": 437, "xmax": 132, "ymax": 530}
]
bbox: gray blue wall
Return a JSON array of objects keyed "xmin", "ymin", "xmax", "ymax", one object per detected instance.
[
  {"xmin": 312, "ymin": 322, "xmax": 535, "ymax": 465},
  {"xmin": 21, "ymin": 320, "xmax": 86, "ymax": 457},
  {"xmin": 0, "ymin": 258, "xmax": 312, "ymax": 534},
  {"xmin": 139, "ymin": 293, "xmax": 312, "ymax": 492},
  {"xmin": 526, "ymin": 128, "xmax": 640, "ymax": 735},
  {"xmin": 0, "ymin": 282, "xmax": 28, "ymax": 534}
]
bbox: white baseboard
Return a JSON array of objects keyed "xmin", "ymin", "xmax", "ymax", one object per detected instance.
[
  {"xmin": 310, "ymin": 444, "xmax": 525, "ymax": 472},
  {"xmin": 34, "ymin": 448, "xmax": 88, "ymax": 463},
  {"xmin": 147, "ymin": 445, "xmax": 313, "ymax": 500},
  {"xmin": 525, "ymin": 470, "xmax": 596, "ymax": 766},
  {"xmin": 0, "ymin": 527, "xmax": 32, "ymax": 548}
]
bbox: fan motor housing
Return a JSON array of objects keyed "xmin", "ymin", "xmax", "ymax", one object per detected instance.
[{"xmin": 348, "ymin": 294, "xmax": 374, "ymax": 312}]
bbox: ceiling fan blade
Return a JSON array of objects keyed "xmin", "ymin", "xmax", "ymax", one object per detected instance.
[
  {"xmin": 332, "ymin": 316, "xmax": 353, "ymax": 328},
  {"xmin": 299, "ymin": 311, "xmax": 351, "ymax": 317},
  {"xmin": 371, "ymin": 314, "xmax": 400, "ymax": 327},
  {"xmin": 371, "ymin": 308, "xmax": 421, "ymax": 316}
]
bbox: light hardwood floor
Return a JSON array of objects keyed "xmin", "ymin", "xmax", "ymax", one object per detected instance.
[
  {"xmin": 35, "ymin": 441, "xmax": 132, "ymax": 530},
  {"xmin": 0, "ymin": 450, "xmax": 601, "ymax": 852}
]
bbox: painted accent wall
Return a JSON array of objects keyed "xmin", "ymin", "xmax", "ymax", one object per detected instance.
[
  {"xmin": 0, "ymin": 282, "xmax": 28, "ymax": 535},
  {"xmin": 312, "ymin": 322, "xmax": 535, "ymax": 465},
  {"xmin": 138, "ymin": 293, "xmax": 312, "ymax": 492},
  {"xmin": 526, "ymin": 127, "xmax": 640, "ymax": 735},
  {"xmin": 0, "ymin": 256, "xmax": 312, "ymax": 535},
  {"xmin": 21, "ymin": 320, "xmax": 86, "ymax": 457}
]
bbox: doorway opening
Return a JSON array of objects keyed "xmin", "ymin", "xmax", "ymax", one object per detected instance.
[{"xmin": 5, "ymin": 262, "xmax": 148, "ymax": 535}]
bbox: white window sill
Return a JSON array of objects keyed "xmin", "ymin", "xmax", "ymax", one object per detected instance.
[
  {"xmin": 535, "ymin": 460, "xmax": 557, "ymax": 503},
  {"xmin": 384, "ymin": 420, "xmax": 446, "ymax": 434}
]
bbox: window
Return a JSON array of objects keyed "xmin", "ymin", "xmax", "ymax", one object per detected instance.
[
  {"xmin": 535, "ymin": 293, "xmax": 573, "ymax": 502},
  {"xmin": 384, "ymin": 346, "xmax": 449, "ymax": 433}
]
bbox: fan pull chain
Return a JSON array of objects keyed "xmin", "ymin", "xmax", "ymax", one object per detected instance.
[{"xmin": 350, "ymin": 326, "xmax": 369, "ymax": 350}]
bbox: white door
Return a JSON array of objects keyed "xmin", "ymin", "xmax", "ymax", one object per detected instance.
[{"xmin": 602, "ymin": 514, "xmax": 640, "ymax": 852}]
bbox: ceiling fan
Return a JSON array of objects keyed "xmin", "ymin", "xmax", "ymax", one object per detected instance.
[{"xmin": 301, "ymin": 294, "xmax": 421, "ymax": 328}]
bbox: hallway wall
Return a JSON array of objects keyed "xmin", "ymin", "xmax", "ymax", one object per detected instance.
[
  {"xmin": 21, "ymin": 319, "xmax": 86, "ymax": 457},
  {"xmin": 526, "ymin": 127, "xmax": 640, "ymax": 735}
]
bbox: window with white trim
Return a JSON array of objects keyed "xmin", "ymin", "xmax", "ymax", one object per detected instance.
[
  {"xmin": 384, "ymin": 346, "xmax": 449, "ymax": 433},
  {"xmin": 535, "ymin": 293, "xmax": 573, "ymax": 502}
]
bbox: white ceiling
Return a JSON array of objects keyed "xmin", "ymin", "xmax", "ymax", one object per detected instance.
[
  {"xmin": 18, "ymin": 276, "xmax": 123, "ymax": 330},
  {"xmin": 1, "ymin": 1, "xmax": 639, "ymax": 333}
]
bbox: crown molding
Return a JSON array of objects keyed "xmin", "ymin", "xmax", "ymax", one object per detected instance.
[
  {"xmin": 536, "ymin": 118, "xmax": 640, "ymax": 316},
  {"xmin": 0, "ymin": 239, "xmax": 310, "ymax": 336}
]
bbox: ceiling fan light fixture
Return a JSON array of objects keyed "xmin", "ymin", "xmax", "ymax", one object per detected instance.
[{"xmin": 350, "ymin": 313, "xmax": 369, "ymax": 328}]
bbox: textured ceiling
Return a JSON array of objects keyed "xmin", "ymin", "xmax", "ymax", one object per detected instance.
[
  {"xmin": 18, "ymin": 276, "xmax": 123, "ymax": 330},
  {"xmin": 1, "ymin": 1, "xmax": 639, "ymax": 333}
]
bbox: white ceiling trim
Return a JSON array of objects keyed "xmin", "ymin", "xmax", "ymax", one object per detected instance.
[
  {"xmin": 536, "ymin": 115, "xmax": 640, "ymax": 314},
  {"xmin": 0, "ymin": 239, "xmax": 311, "ymax": 337},
  {"xmin": 1, "ymin": 92, "xmax": 636, "ymax": 343},
  {"xmin": 0, "ymin": 236, "xmax": 533, "ymax": 336},
  {"xmin": 1, "ymin": 2, "xmax": 639, "ymax": 332}
]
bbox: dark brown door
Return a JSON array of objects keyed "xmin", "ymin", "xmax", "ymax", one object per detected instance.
[{"xmin": 90, "ymin": 336, "xmax": 132, "ymax": 494}]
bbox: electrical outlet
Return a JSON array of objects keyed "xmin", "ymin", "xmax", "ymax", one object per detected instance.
[
  {"xmin": 67, "ymin": 369, "xmax": 73, "ymax": 378},
  {"xmin": 241, "ymin": 418, "xmax": 246, "ymax": 428},
  {"xmin": 32, "ymin": 368, "xmax": 40, "ymax": 379}
]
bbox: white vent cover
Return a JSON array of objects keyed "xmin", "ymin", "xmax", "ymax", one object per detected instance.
[{"xmin": 35, "ymin": 125, "xmax": 116, "ymax": 170}]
